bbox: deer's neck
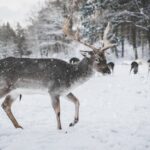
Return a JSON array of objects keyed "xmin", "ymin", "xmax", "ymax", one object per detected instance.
[
  {"xmin": 72, "ymin": 57, "xmax": 94, "ymax": 83},
  {"xmin": 79, "ymin": 57, "xmax": 93, "ymax": 74}
]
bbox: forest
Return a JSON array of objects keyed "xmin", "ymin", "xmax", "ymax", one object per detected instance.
[
  {"xmin": 1, "ymin": 1, "xmax": 150, "ymax": 149},
  {"xmin": 0, "ymin": 0, "xmax": 150, "ymax": 60}
]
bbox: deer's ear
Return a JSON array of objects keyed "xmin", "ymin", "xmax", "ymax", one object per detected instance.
[{"xmin": 80, "ymin": 51, "xmax": 94, "ymax": 58}]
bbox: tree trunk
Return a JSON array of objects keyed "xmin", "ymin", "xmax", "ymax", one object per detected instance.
[
  {"xmin": 114, "ymin": 47, "xmax": 119, "ymax": 58},
  {"xmin": 148, "ymin": 38, "xmax": 150, "ymax": 58},
  {"xmin": 148, "ymin": 29, "xmax": 150, "ymax": 57},
  {"xmin": 121, "ymin": 37, "xmax": 124, "ymax": 58},
  {"xmin": 132, "ymin": 26, "xmax": 138, "ymax": 59},
  {"xmin": 121, "ymin": 24, "xmax": 124, "ymax": 58},
  {"xmin": 142, "ymin": 38, "xmax": 144, "ymax": 58},
  {"xmin": 133, "ymin": 47, "xmax": 138, "ymax": 59}
]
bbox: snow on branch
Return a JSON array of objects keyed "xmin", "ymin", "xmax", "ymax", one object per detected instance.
[{"xmin": 106, "ymin": 10, "xmax": 150, "ymax": 31}]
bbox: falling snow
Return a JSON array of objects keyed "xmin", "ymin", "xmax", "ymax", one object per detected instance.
[{"xmin": 0, "ymin": 63, "xmax": 150, "ymax": 150}]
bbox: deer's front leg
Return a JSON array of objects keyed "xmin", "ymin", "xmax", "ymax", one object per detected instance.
[
  {"xmin": 1, "ymin": 94, "xmax": 23, "ymax": 129},
  {"xmin": 50, "ymin": 94, "xmax": 62, "ymax": 130},
  {"xmin": 67, "ymin": 92, "xmax": 80, "ymax": 127}
]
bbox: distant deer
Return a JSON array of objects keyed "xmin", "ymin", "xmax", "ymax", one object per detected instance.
[
  {"xmin": 1, "ymin": 18, "xmax": 116, "ymax": 130},
  {"xmin": 69, "ymin": 57, "xmax": 80, "ymax": 64},
  {"xmin": 107, "ymin": 62, "xmax": 115, "ymax": 73},
  {"xmin": 130, "ymin": 61, "xmax": 139, "ymax": 74}
]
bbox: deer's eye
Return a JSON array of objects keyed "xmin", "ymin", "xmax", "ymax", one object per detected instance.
[{"xmin": 95, "ymin": 58, "xmax": 99, "ymax": 63}]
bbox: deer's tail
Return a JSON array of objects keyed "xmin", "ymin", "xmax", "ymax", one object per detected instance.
[{"xmin": 19, "ymin": 94, "xmax": 22, "ymax": 101}]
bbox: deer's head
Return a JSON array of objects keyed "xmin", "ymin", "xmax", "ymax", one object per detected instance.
[
  {"xmin": 63, "ymin": 17, "xmax": 117, "ymax": 74},
  {"xmin": 79, "ymin": 50, "xmax": 110, "ymax": 74}
]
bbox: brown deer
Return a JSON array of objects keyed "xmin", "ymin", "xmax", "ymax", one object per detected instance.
[{"xmin": 1, "ymin": 17, "xmax": 116, "ymax": 130}]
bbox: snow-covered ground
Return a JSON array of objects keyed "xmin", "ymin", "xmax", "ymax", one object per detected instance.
[{"xmin": 0, "ymin": 64, "xmax": 150, "ymax": 150}]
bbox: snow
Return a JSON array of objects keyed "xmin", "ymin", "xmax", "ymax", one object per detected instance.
[{"xmin": 0, "ymin": 64, "xmax": 150, "ymax": 150}]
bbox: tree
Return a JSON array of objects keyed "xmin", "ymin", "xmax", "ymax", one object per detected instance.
[
  {"xmin": 14, "ymin": 23, "xmax": 29, "ymax": 57},
  {"xmin": 26, "ymin": 0, "xmax": 72, "ymax": 58},
  {"xmin": 72, "ymin": 0, "xmax": 150, "ymax": 58},
  {"xmin": 0, "ymin": 22, "xmax": 16, "ymax": 58}
]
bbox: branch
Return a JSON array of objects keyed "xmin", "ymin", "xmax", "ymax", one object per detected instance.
[{"xmin": 113, "ymin": 21, "xmax": 149, "ymax": 31}]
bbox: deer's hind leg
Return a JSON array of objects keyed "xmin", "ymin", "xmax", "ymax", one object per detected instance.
[
  {"xmin": 0, "ymin": 87, "xmax": 10, "ymax": 98},
  {"xmin": 67, "ymin": 92, "xmax": 80, "ymax": 127},
  {"xmin": 49, "ymin": 94, "xmax": 62, "ymax": 130},
  {"xmin": 1, "ymin": 91, "xmax": 23, "ymax": 129}
]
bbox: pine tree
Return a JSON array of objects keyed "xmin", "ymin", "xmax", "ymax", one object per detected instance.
[
  {"xmin": 26, "ymin": 0, "xmax": 72, "ymax": 58},
  {"xmin": 14, "ymin": 23, "xmax": 29, "ymax": 58},
  {"xmin": 0, "ymin": 22, "xmax": 16, "ymax": 58}
]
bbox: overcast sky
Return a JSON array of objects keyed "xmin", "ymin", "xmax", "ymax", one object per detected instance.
[{"xmin": 0, "ymin": 0, "xmax": 45, "ymax": 27}]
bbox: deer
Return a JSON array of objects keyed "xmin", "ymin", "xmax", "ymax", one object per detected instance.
[
  {"xmin": 0, "ymin": 17, "xmax": 116, "ymax": 130},
  {"xmin": 69, "ymin": 57, "xmax": 80, "ymax": 64},
  {"xmin": 130, "ymin": 61, "xmax": 139, "ymax": 74},
  {"xmin": 107, "ymin": 62, "xmax": 115, "ymax": 74}
]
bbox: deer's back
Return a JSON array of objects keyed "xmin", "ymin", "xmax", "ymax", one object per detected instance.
[
  {"xmin": 0, "ymin": 57, "xmax": 94, "ymax": 95},
  {"xmin": 0, "ymin": 57, "xmax": 75, "ymax": 92}
]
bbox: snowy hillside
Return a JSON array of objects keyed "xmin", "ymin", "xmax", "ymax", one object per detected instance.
[{"xmin": 0, "ymin": 63, "xmax": 150, "ymax": 150}]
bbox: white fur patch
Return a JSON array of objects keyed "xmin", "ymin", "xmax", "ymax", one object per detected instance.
[{"xmin": 8, "ymin": 91, "xmax": 21, "ymax": 101}]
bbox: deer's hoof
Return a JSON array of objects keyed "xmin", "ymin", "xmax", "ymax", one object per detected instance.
[
  {"xmin": 58, "ymin": 126, "xmax": 62, "ymax": 130},
  {"xmin": 69, "ymin": 123, "xmax": 74, "ymax": 127},
  {"xmin": 15, "ymin": 125, "xmax": 23, "ymax": 129},
  {"xmin": 69, "ymin": 118, "xmax": 78, "ymax": 127}
]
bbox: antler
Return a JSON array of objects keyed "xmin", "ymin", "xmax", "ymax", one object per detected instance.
[
  {"xmin": 100, "ymin": 22, "xmax": 117, "ymax": 52},
  {"xmin": 63, "ymin": 16, "xmax": 74, "ymax": 37},
  {"xmin": 63, "ymin": 16, "xmax": 116, "ymax": 53},
  {"xmin": 63, "ymin": 16, "xmax": 99, "ymax": 53}
]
